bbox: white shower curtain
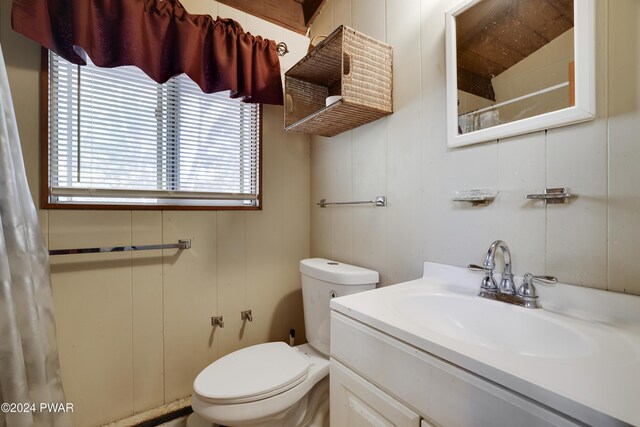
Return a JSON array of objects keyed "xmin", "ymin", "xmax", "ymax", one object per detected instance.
[{"xmin": 0, "ymin": 44, "xmax": 69, "ymax": 426}]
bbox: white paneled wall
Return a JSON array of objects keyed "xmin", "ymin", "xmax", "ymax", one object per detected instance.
[
  {"xmin": 310, "ymin": 0, "xmax": 640, "ymax": 295},
  {"xmin": 385, "ymin": 0, "xmax": 423, "ymax": 284},
  {"xmin": 608, "ymin": 1, "xmax": 640, "ymax": 294},
  {"xmin": 0, "ymin": 0, "xmax": 311, "ymax": 425},
  {"xmin": 131, "ymin": 211, "xmax": 165, "ymax": 412}
]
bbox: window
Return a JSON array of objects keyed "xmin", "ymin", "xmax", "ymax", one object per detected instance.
[{"xmin": 44, "ymin": 51, "xmax": 261, "ymax": 209}]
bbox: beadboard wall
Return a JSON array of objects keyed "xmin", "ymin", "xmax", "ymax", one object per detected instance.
[
  {"xmin": 309, "ymin": 0, "xmax": 640, "ymax": 296},
  {"xmin": 3, "ymin": 0, "xmax": 640, "ymax": 424},
  {"xmin": 0, "ymin": 1, "xmax": 311, "ymax": 425}
]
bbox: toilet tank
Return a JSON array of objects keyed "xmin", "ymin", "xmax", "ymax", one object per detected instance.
[{"xmin": 300, "ymin": 258, "xmax": 378, "ymax": 356}]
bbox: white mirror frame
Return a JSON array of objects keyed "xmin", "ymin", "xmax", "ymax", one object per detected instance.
[{"xmin": 446, "ymin": 0, "xmax": 596, "ymax": 148}]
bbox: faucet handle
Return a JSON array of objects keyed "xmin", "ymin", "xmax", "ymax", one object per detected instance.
[
  {"xmin": 517, "ymin": 274, "xmax": 539, "ymax": 308},
  {"xmin": 527, "ymin": 274, "xmax": 558, "ymax": 284},
  {"xmin": 467, "ymin": 264, "xmax": 499, "ymax": 292},
  {"xmin": 517, "ymin": 273, "xmax": 557, "ymax": 309},
  {"xmin": 481, "ymin": 274, "xmax": 499, "ymax": 292}
]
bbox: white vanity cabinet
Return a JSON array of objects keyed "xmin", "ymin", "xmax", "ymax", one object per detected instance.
[
  {"xmin": 330, "ymin": 312, "xmax": 581, "ymax": 427},
  {"xmin": 329, "ymin": 262, "xmax": 640, "ymax": 426},
  {"xmin": 331, "ymin": 359, "xmax": 421, "ymax": 427}
]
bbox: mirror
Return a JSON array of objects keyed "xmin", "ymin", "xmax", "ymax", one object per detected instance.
[{"xmin": 446, "ymin": 0, "xmax": 595, "ymax": 148}]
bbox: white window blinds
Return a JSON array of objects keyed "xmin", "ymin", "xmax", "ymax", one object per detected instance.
[{"xmin": 47, "ymin": 51, "xmax": 260, "ymax": 207}]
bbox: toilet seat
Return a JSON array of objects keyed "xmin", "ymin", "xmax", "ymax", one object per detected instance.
[
  {"xmin": 191, "ymin": 343, "xmax": 330, "ymax": 426},
  {"xmin": 194, "ymin": 342, "xmax": 311, "ymax": 404}
]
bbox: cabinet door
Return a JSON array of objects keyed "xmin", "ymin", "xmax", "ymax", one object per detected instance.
[{"xmin": 331, "ymin": 359, "xmax": 421, "ymax": 427}]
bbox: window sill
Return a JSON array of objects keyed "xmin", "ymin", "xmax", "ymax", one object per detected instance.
[{"xmin": 41, "ymin": 201, "xmax": 262, "ymax": 211}]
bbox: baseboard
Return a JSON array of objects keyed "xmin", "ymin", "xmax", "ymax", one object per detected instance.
[{"xmin": 102, "ymin": 398, "xmax": 193, "ymax": 427}]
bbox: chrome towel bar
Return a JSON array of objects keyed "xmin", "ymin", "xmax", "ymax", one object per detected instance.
[
  {"xmin": 317, "ymin": 196, "xmax": 386, "ymax": 208},
  {"xmin": 49, "ymin": 239, "xmax": 191, "ymax": 256}
]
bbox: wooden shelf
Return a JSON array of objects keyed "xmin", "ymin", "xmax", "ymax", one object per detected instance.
[{"xmin": 284, "ymin": 25, "xmax": 393, "ymax": 137}]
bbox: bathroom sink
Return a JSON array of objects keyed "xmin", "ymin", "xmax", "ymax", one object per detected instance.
[
  {"xmin": 389, "ymin": 292, "xmax": 593, "ymax": 359},
  {"xmin": 330, "ymin": 262, "xmax": 640, "ymax": 426}
]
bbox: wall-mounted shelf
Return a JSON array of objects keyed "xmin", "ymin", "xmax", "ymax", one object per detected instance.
[
  {"xmin": 284, "ymin": 25, "xmax": 393, "ymax": 137},
  {"xmin": 525, "ymin": 188, "xmax": 577, "ymax": 205},
  {"xmin": 453, "ymin": 189, "xmax": 497, "ymax": 206}
]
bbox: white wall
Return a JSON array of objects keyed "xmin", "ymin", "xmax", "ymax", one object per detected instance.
[
  {"xmin": 310, "ymin": 0, "xmax": 640, "ymax": 296},
  {"xmin": 1, "ymin": 1, "xmax": 311, "ymax": 425}
]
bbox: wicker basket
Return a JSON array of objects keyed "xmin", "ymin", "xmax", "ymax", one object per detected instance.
[{"xmin": 284, "ymin": 25, "xmax": 393, "ymax": 137}]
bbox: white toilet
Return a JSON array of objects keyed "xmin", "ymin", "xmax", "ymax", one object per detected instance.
[{"xmin": 188, "ymin": 258, "xmax": 379, "ymax": 427}]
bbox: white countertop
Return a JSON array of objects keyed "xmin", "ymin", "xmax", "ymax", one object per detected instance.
[{"xmin": 330, "ymin": 262, "xmax": 640, "ymax": 426}]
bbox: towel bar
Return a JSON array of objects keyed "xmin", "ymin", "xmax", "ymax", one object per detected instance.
[
  {"xmin": 49, "ymin": 239, "xmax": 191, "ymax": 256},
  {"xmin": 317, "ymin": 196, "xmax": 386, "ymax": 208}
]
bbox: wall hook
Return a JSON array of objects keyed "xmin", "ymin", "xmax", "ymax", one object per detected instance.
[
  {"xmin": 211, "ymin": 316, "xmax": 224, "ymax": 328},
  {"xmin": 241, "ymin": 310, "xmax": 253, "ymax": 322}
]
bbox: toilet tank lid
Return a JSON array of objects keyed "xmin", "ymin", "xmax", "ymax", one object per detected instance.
[{"xmin": 300, "ymin": 258, "xmax": 379, "ymax": 285}]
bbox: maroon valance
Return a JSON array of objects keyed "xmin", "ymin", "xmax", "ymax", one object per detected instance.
[{"xmin": 11, "ymin": 0, "xmax": 284, "ymax": 105}]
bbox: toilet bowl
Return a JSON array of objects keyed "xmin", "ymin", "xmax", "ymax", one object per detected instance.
[
  {"xmin": 189, "ymin": 259, "xmax": 378, "ymax": 427},
  {"xmin": 190, "ymin": 343, "xmax": 328, "ymax": 427}
]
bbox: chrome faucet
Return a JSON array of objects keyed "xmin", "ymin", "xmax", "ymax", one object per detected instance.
[
  {"xmin": 469, "ymin": 240, "xmax": 557, "ymax": 309},
  {"xmin": 481, "ymin": 240, "xmax": 516, "ymax": 295}
]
